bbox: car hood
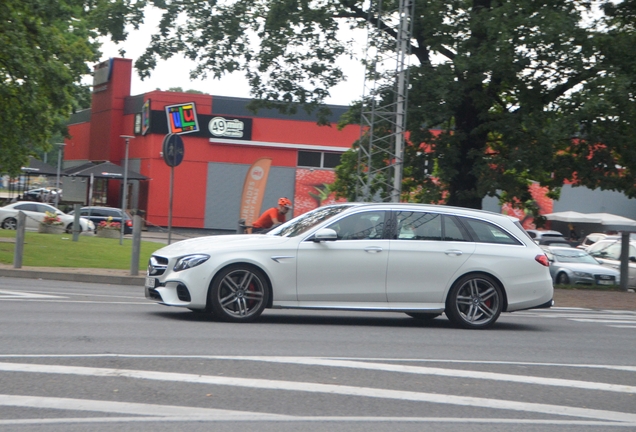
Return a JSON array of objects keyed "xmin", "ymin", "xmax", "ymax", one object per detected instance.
[
  {"xmin": 151, "ymin": 234, "xmax": 294, "ymax": 257},
  {"xmin": 556, "ymin": 263, "xmax": 619, "ymax": 275}
]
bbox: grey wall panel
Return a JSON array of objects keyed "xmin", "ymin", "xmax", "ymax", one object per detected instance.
[
  {"xmin": 554, "ymin": 185, "xmax": 636, "ymax": 218},
  {"xmin": 204, "ymin": 163, "xmax": 296, "ymax": 231},
  {"xmin": 205, "ymin": 163, "xmax": 247, "ymax": 231}
]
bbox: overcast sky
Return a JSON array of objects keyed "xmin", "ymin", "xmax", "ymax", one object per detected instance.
[{"xmin": 96, "ymin": 7, "xmax": 366, "ymax": 107}]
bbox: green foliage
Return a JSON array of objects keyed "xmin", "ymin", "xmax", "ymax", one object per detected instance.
[
  {"xmin": 0, "ymin": 230, "xmax": 163, "ymax": 269},
  {"xmin": 0, "ymin": 0, "xmax": 145, "ymax": 176},
  {"xmin": 138, "ymin": 0, "xmax": 636, "ymax": 211}
]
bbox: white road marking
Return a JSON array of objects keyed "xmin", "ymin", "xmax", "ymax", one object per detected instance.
[
  {"xmin": 609, "ymin": 325, "xmax": 636, "ymax": 329},
  {"xmin": 0, "ymin": 362, "xmax": 634, "ymax": 424},
  {"xmin": 0, "ymin": 290, "xmax": 64, "ymax": 299},
  {"xmin": 570, "ymin": 319, "xmax": 636, "ymax": 324},
  {"xmin": 2, "ymin": 353, "xmax": 635, "ymax": 372}
]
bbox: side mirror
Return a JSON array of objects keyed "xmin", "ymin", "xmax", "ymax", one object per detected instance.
[{"xmin": 312, "ymin": 228, "xmax": 338, "ymax": 242}]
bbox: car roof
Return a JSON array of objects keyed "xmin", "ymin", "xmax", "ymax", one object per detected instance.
[{"xmin": 341, "ymin": 202, "xmax": 518, "ymax": 222}]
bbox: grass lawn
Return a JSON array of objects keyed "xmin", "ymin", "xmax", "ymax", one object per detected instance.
[{"xmin": 0, "ymin": 230, "xmax": 165, "ymax": 270}]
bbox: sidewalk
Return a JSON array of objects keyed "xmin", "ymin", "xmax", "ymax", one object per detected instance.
[{"xmin": 0, "ymin": 263, "xmax": 634, "ymax": 311}]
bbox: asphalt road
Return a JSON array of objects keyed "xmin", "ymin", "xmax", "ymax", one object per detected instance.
[{"xmin": 0, "ymin": 277, "xmax": 635, "ymax": 431}]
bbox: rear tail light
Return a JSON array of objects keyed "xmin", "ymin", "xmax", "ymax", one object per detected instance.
[
  {"xmin": 535, "ymin": 254, "xmax": 549, "ymax": 267},
  {"xmin": 126, "ymin": 220, "xmax": 132, "ymax": 227}
]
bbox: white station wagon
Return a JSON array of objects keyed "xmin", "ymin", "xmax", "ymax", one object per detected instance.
[{"xmin": 146, "ymin": 203, "xmax": 553, "ymax": 329}]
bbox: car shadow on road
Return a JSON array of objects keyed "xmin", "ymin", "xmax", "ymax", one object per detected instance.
[{"xmin": 147, "ymin": 310, "xmax": 544, "ymax": 331}]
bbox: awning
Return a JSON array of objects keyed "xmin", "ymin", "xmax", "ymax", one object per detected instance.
[
  {"xmin": 21, "ymin": 157, "xmax": 59, "ymax": 176},
  {"xmin": 64, "ymin": 161, "xmax": 148, "ymax": 180}
]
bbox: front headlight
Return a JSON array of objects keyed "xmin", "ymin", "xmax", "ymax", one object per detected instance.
[
  {"xmin": 173, "ymin": 254, "xmax": 210, "ymax": 272},
  {"xmin": 573, "ymin": 271, "xmax": 592, "ymax": 278}
]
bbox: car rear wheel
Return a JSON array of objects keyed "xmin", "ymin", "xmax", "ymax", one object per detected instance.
[
  {"xmin": 208, "ymin": 264, "xmax": 269, "ymax": 322},
  {"xmin": 406, "ymin": 313, "xmax": 441, "ymax": 321},
  {"xmin": 445, "ymin": 274, "xmax": 503, "ymax": 329},
  {"xmin": 556, "ymin": 272, "xmax": 570, "ymax": 285},
  {"xmin": 2, "ymin": 218, "xmax": 17, "ymax": 230}
]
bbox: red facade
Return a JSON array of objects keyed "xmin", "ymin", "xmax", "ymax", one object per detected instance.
[{"xmin": 65, "ymin": 58, "xmax": 359, "ymax": 231}]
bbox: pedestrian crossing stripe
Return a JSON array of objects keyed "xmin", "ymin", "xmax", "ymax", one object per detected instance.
[{"xmin": 0, "ymin": 290, "xmax": 64, "ymax": 300}]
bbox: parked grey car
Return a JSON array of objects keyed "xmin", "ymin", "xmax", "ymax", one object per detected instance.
[{"xmin": 542, "ymin": 246, "xmax": 620, "ymax": 286}]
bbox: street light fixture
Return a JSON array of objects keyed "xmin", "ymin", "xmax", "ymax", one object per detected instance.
[
  {"xmin": 120, "ymin": 135, "xmax": 135, "ymax": 245},
  {"xmin": 54, "ymin": 143, "xmax": 66, "ymax": 208}
]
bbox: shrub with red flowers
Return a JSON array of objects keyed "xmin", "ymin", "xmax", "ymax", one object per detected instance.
[
  {"xmin": 41, "ymin": 211, "xmax": 63, "ymax": 226},
  {"xmin": 97, "ymin": 216, "xmax": 121, "ymax": 230}
]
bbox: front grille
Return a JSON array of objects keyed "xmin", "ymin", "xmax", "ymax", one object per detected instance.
[
  {"xmin": 595, "ymin": 274, "xmax": 616, "ymax": 285},
  {"xmin": 148, "ymin": 256, "xmax": 169, "ymax": 276},
  {"xmin": 176, "ymin": 284, "xmax": 191, "ymax": 302}
]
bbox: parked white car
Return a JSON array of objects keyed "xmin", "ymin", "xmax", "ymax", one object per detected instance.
[
  {"xmin": 0, "ymin": 202, "xmax": 94, "ymax": 233},
  {"xmin": 146, "ymin": 203, "xmax": 553, "ymax": 329},
  {"xmin": 586, "ymin": 238, "xmax": 636, "ymax": 288}
]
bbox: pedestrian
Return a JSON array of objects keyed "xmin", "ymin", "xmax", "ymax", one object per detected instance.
[{"xmin": 251, "ymin": 197, "xmax": 292, "ymax": 233}]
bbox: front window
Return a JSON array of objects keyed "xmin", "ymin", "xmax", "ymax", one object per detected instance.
[
  {"xmin": 270, "ymin": 205, "xmax": 354, "ymax": 237},
  {"xmin": 550, "ymin": 249, "xmax": 599, "ymax": 264},
  {"xmin": 325, "ymin": 211, "xmax": 386, "ymax": 240}
]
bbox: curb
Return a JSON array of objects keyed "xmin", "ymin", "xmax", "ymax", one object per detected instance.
[{"xmin": 0, "ymin": 268, "xmax": 144, "ymax": 286}]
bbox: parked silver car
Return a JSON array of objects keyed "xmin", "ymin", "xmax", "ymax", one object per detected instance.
[{"xmin": 541, "ymin": 246, "xmax": 620, "ymax": 286}]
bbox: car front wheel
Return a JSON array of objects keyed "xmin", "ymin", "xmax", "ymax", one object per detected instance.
[
  {"xmin": 445, "ymin": 274, "xmax": 503, "ymax": 329},
  {"xmin": 556, "ymin": 272, "xmax": 570, "ymax": 285},
  {"xmin": 2, "ymin": 218, "xmax": 17, "ymax": 230},
  {"xmin": 208, "ymin": 264, "xmax": 269, "ymax": 322},
  {"xmin": 65, "ymin": 223, "xmax": 82, "ymax": 234}
]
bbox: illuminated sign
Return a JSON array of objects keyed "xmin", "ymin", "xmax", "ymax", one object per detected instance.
[
  {"xmin": 165, "ymin": 102, "xmax": 199, "ymax": 135},
  {"xmin": 208, "ymin": 117, "xmax": 246, "ymax": 138},
  {"xmin": 141, "ymin": 99, "xmax": 151, "ymax": 135}
]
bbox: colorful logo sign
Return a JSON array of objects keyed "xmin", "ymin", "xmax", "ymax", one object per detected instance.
[
  {"xmin": 141, "ymin": 99, "xmax": 151, "ymax": 135},
  {"xmin": 165, "ymin": 102, "xmax": 199, "ymax": 135}
]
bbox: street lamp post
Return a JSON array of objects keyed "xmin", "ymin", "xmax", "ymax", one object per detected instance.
[
  {"xmin": 120, "ymin": 135, "xmax": 135, "ymax": 245},
  {"xmin": 54, "ymin": 143, "xmax": 66, "ymax": 208}
]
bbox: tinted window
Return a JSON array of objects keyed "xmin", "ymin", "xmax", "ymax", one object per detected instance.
[
  {"xmin": 298, "ymin": 151, "xmax": 321, "ymax": 167},
  {"xmin": 395, "ymin": 212, "xmax": 469, "ymax": 241},
  {"xmin": 327, "ymin": 211, "xmax": 386, "ymax": 240},
  {"xmin": 460, "ymin": 218, "xmax": 522, "ymax": 245},
  {"xmin": 14, "ymin": 203, "xmax": 38, "ymax": 212},
  {"xmin": 323, "ymin": 153, "xmax": 341, "ymax": 168}
]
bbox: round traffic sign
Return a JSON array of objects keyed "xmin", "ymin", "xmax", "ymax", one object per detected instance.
[{"xmin": 162, "ymin": 134, "xmax": 185, "ymax": 167}]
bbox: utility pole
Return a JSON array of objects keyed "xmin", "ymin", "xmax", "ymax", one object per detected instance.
[{"xmin": 357, "ymin": 0, "xmax": 414, "ymax": 203}]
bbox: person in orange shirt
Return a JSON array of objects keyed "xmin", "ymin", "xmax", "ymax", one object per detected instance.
[{"xmin": 251, "ymin": 197, "xmax": 292, "ymax": 233}]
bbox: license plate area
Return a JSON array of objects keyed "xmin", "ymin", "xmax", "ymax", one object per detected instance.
[{"xmin": 145, "ymin": 277, "xmax": 157, "ymax": 289}]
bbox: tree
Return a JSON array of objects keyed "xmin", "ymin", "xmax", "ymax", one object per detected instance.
[
  {"xmin": 0, "ymin": 0, "xmax": 144, "ymax": 176},
  {"xmin": 137, "ymin": 1, "xmax": 636, "ymax": 211}
]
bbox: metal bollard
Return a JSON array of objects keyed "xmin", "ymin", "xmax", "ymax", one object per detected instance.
[
  {"xmin": 130, "ymin": 214, "xmax": 142, "ymax": 276},
  {"xmin": 13, "ymin": 211, "xmax": 26, "ymax": 268}
]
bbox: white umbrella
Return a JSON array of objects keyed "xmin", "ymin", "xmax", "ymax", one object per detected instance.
[
  {"xmin": 542, "ymin": 211, "xmax": 602, "ymax": 223},
  {"xmin": 585, "ymin": 213, "xmax": 636, "ymax": 227}
]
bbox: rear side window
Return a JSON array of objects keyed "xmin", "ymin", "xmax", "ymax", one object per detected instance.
[
  {"xmin": 460, "ymin": 218, "xmax": 522, "ymax": 245},
  {"xmin": 395, "ymin": 212, "xmax": 469, "ymax": 241},
  {"xmin": 15, "ymin": 203, "xmax": 38, "ymax": 212}
]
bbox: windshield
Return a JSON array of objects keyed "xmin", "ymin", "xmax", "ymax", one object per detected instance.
[
  {"xmin": 269, "ymin": 204, "xmax": 355, "ymax": 237},
  {"xmin": 548, "ymin": 249, "xmax": 598, "ymax": 264}
]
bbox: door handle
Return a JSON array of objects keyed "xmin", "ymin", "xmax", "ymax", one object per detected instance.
[
  {"xmin": 364, "ymin": 246, "xmax": 383, "ymax": 253},
  {"xmin": 445, "ymin": 249, "xmax": 463, "ymax": 256}
]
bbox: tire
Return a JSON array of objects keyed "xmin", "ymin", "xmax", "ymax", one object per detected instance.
[
  {"xmin": 556, "ymin": 272, "xmax": 570, "ymax": 285},
  {"xmin": 2, "ymin": 217, "xmax": 17, "ymax": 230},
  {"xmin": 208, "ymin": 264, "xmax": 269, "ymax": 322},
  {"xmin": 445, "ymin": 274, "xmax": 503, "ymax": 329},
  {"xmin": 406, "ymin": 313, "xmax": 441, "ymax": 321}
]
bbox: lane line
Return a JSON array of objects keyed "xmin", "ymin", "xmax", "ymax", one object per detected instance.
[
  {"xmin": 1, "ymin": 354, "xmax": 634, "ymax": 372},
  {"xmin": 204, "ymin": 356, "xmax": 636, "ymax": 394},
  {"xmin": 0, "ymin": 362, "xmax": 635, "ymax": 423}
]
